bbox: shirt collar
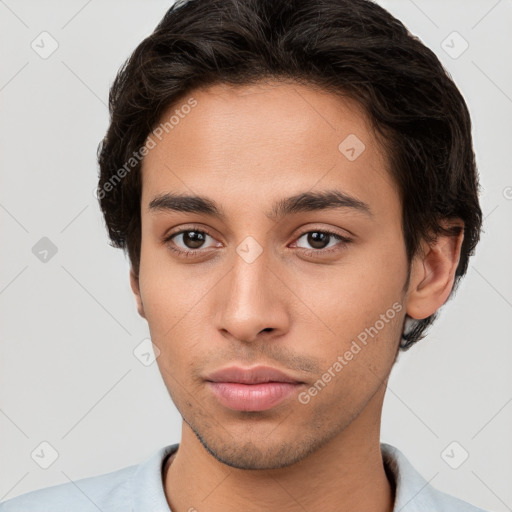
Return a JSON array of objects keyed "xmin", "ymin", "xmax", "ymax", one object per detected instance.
[
  {"xmin": 381, "ymin": 442, "xmax": 448, "ymax": 511},
  {"xmin": 129, "ymin": 443, "xmax": 178, "ymax": 511},
  {"xmin": 129, "ymin": 442, "xmax": 447, "ymax": 512}
]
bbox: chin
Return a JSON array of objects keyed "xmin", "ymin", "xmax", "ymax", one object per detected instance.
[{"xmin": 188, "ymin": 420, "xmax": 323, "ymax": 470}]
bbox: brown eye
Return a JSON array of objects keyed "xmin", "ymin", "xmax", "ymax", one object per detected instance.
[
  {"xmin": 179, "ymin": 230, "xmax": 207, "ymax": 249},
  {"xmin": 304, "ymin": 232, "xmax": 331, "ymax": 249},
  {"xmin": 165, "ymin": 228, "xmax": 218, "ymax": 258},
  {"xmin": 295, "ymin": 230, "xmax": 349, "ymax": 252}
]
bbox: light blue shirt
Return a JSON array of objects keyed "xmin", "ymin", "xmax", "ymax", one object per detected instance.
[{"xmin": 0, "ymin": 442, "xmax": 489, "ymax": 511}]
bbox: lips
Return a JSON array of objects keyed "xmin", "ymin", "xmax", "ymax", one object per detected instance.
[
  {"xmin": 205, "ymin": 365, "xmax": 305, "ymax": 411},
  {"xmin": 205, "ymin": 365, "xmax": 303, "ymax": 384}
]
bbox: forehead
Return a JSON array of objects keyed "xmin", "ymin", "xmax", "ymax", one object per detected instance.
[{"xmin": 140, "ymin": 81, "xmax": 398, "ymax": 218}]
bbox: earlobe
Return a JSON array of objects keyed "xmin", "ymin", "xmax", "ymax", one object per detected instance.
[
  {"xmin": 129, "ymin": 268, "xmax": 146, "ymax": 319},
  {"xmin": 406, "ymin": 222, "xmax": 464, "ymax": 320}
]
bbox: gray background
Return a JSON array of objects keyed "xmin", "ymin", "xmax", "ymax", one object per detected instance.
[{"xmin": 0, "ymin": 1, "xmax": 511, "ymax": 510}]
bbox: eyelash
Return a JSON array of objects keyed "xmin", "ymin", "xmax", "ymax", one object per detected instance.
[{"xmin": 163, "ymin": 225, "xmax": 352, "ymax": 259}]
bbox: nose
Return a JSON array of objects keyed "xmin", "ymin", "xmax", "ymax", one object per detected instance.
[{"xmin": 214, "ymin": 247, "xmax": 291, "ymax": 344}]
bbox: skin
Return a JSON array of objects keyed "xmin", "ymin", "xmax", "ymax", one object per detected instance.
[{"xmin": 129, "ymin": 81, "xmax": 464, "ymax": 512}]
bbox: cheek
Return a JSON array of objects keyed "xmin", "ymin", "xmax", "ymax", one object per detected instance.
[
  {"xmin": 295, "ymin": 306, "xmax": 403, "ymax": 420},
  {"xmin": 139, "ymin": 271, "xmax": 200, "ymax": 393},
  {"xmin": 138, "ymin": 238, "xmax": 208, "ymax": 332},
  {"xmin": 289, "ymin": 237, "xmax": 406, "ymax": 338},
  {"xmin": 288, "ymin": 241, "xmax": 406, "ymax": 389},
  {"xmin": 137, "ymin": 244, "xmax": 222, "ymax": 386}
]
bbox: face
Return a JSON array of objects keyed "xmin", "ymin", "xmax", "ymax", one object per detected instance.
[{"xmin": 134, "ymin": 81, "xmax": 411, "ymax": 470}]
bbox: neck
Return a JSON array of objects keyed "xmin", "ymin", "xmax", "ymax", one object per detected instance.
[{"xmin": 164, "ymin": 388, "xmax": 395, "ymax": 512}]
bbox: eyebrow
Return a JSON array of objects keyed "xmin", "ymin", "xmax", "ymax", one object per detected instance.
[{"xmin": 148, "ymin": 189, "xmax": 373, "ymax": 221}]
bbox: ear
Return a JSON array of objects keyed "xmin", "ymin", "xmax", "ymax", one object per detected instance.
[
  {"xmin": 406, "ymin": 220, "xmax": 465, "ymax": 320},
  {"xmin": 129, "ymin": 267, "xmax": 146, "ymax": 319}
]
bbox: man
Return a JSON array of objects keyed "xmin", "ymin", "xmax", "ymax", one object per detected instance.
[{"xmin": 0, "ymin": 0, "xmax": 487, "ymax": 510}]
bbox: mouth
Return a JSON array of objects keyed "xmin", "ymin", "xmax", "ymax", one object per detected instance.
[{"xmin": 204, "ymin": 365, "xmax": 305, "ymax": 412}]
